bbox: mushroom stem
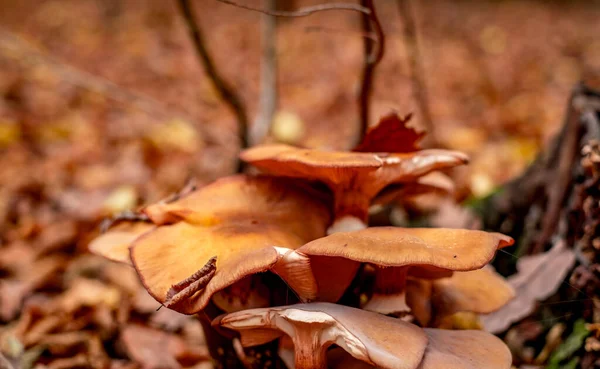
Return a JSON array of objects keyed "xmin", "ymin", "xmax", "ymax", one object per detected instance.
[
  {"xmin": 363, "ymin": 267, "xmax": 411, "ymax": 314},
  {"xmin": 332, "ymin": 189, "xmax": 372, "ymax": 225},
  {"xmin": 294, "ymin": 328, "xmax": 328, "ymax": 369},
  {"xmin": 327, "ymin": 216, "xmax": 368, "ymax": 234}
]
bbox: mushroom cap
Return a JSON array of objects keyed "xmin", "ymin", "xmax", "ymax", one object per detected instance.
[
  {"xmin": 241, "ymin": 144, "xmax": 468, "ymax": 189},
  {"xmin": 300, "ymin": 227, "xmax": 513, "ymax": 268},
  {"xmin": 88, "ymin": 222, "xmax": 153, "ymax": 264},
  {"xmin": 373, "ymin": 172, "xmax": 455, "ymax": 206},
  {"xmin": 214, "ymin": 302, "xmax": 428, "ymax": 369},
  {"xmin": 429, "ymin": 266, "xmax": 515, "ymax": 318},
  {"xmin": 298, "ymin": 227, "xmax": 513, "ymax": 302},
  {"xmin": 326, "ymin": 329, "xmax": 512, "ymax": 369},
  {"xmin": 143, "ymin": 174, "xmax": 330, "ymax": 226},
  {"xmin": 130, "ymin": 175, "xmax": 331, "ymax": 314},
  {"xmin": 417, "ymin": 328, "xmax": 512, "ymax": 369}
]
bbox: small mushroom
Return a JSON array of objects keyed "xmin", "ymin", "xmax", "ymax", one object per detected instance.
[
  {"xmin": 88, "ymin": 222, "xmax": 154, "ymax": 264},
  {"xmin": 129, "ymin": 175, "xmax": 331, "ymax": 314},
  {"xmin": 373, "ymin": 171, "xmax": 455, "ymax": 207},
  {"xmin": 296, "ymin": 227, "xmax": 513, "ymax": 310},
  {"xmin": 406, "ymin": 266, "xmax": 515, "ymax": 326},
  {"xmin": 241, "ymin": 144, "xmax": 468, "ymax": 233},
  {"xmin": 214, "ymin": 303, "xmax": 512, "ymax": 369}
]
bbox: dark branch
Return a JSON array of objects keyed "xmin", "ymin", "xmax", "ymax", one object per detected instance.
[
  {"xmin": 357, "ymin": 0, "xmax": 385, "ymax": 145},
  {"xmin": 177, "ymin": 0, "xmax": 249, "ymax": 161},
  {"xmin": 216, "ymin": 0, "xmax": 371, "ymax": 17},
  {"xmin": 397, "ymin": 0, "xmax": 436, "ymax": 146}
]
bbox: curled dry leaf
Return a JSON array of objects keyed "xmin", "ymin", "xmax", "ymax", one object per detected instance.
[
  {"xmin": 480, "ymin": 240, "xmax": 576, "ymax": 333},
  {"xmin": 297, "ymin": 227, "xmax": 513, "ymax": 308},
  {"xmin": 129, "ymin": 175, "xmax": 331, "ymax": 314},
  {"xmin": 353, "ymin": 112, "xmax": 423, "ymax": 154},
  {"xmin": 214, "ymin": 302, "xmax": 512, "ymax": 369},
  {"xmin": 241, "ymin": 144, "xmax": 468, "ymax": 231}
]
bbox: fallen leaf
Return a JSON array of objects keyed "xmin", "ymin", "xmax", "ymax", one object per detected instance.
[
  {"xmin": 353, "ymin": 112, "xmax": 423, "ymax": 153},
  {"xmin": 480, "ymin": 240, "xmax": 576, "ymax": 333},
  {"xmin": 120, "ymin": 325, "xmax": 209, "ymax": 369}
]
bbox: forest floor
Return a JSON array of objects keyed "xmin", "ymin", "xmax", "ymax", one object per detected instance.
[{"xmin": 1, "ymin": 0, "xmax": 599, "ymax": 368}]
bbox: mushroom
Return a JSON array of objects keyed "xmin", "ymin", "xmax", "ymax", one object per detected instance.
[
  {"xmin": 372, "ymin": 171, "xmax": 455, "ymax": 208},
  {"xmin": 214, "ymin": 302, "xmax": 512, "ymax": 369},
  {"xmin": 295, "ymin": 227, "xmax": 513, "ymax": 312},
  {"xmin": 128, "ymin": 175, "xmax": 331, "ymax": 314},
  {"xmin": 88, "ymin": 222, "xmax": 154, "ymax": 264},
  {"xmin": 240, "ymin": 144, "xmax": 468, "ymax": 233},
  {"xmin": 405, "ymin": 267, "xmax": 514, "ymax": 327}
]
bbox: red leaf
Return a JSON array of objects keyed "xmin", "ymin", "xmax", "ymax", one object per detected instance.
[{"xmin": 353, "ymin": 112, "xmax": 424, "ymax": 153}]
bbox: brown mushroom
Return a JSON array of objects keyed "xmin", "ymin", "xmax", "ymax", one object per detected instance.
[
  {"xmin": 214, "ymin": 302, "xmax": 428, "ymax": 369},
  {"xmin": 214, "ymin": 303, "xmax": 512, "ymax": 369},
  {"xmin": 88, "ymin": 222, "xmax": 154, "ymax": 264},
  {"xmin": 241, "ymin": 144, "xmax": 468, "ymax": 233},
  {"xmin": 405, "ymin": 267, "xmax": 515, "ymax": 327},
  {"xmin": 372, "ymin": 171, "xmax": 455, "ymax": 207},
  {"xmin": 296, "ymin": 227, "xmax": 513, "ymax": 311},
  {"xmin": 129, "ymin": 175, "xmax": 331, "ymax": 314}
]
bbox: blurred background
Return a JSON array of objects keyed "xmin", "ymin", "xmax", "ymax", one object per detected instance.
[{"xmin": 1, "ymin": 0, "xmax": 599, "ymax": 368}]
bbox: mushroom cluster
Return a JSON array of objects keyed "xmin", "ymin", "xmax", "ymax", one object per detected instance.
[{"xmin": 90, "ymin": 113, "xmax": 515, "ymax": 369}]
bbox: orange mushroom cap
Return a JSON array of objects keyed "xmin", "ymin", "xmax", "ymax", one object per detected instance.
[
  {"xmin": 129, "ymin": 175, "xmax": 331, "ymax": 314},
  {"xmin": 88, "ymin": 222, "xmax": 154, "ymax": 264},
  {"xmin": 297, "ymin": 227, "xmax": 513, "ymax": 304},
  {"xmin": 405, "ymin": 267, "xmax": 515, "ymax": 327},
  {"xmin": 214, "ymin": 303, "xmax": 512, "ymax": 369},
  {"xmin": 241, "ymin": 144, "xmax": 468, "ymax": 231}
]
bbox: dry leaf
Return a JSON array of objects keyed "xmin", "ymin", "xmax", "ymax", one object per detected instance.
[
  {"xmin": 353, "ymin": 112, "xmax": 423, "ymax": 153},
  {"xmin": 120, "ymin": 325, "xmax": 209, "ymax": 369},
  {"xmin": 480, "ymin": 241, "xmax": 576, "ymax": 333}
]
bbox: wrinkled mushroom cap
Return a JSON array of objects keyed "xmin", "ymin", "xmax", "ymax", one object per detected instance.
[
  {"xmin": 326, "ymin": 328, "xmax": 512, "ymax": 369},
  {"xmin": 215, "ymin": 303, "xmax": 512, "ymax": 369},
  {"xmin": 298, "ymin": 227, "xmax": 513, "ymax": 303},
  {"xmin": 130, "ymin": 175, "xmax": 331, "ymax": 314},
  {"xmin": 214, "ymin": 302, "xmax": 428, "ymax": 369},
  {"xmin": 88, "ymin": 222, "xmax": 153, "ymax": 264}
]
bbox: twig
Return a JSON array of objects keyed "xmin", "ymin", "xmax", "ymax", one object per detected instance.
[
  {"xmin": 304, "ymin": 26, "xmax": 377, "ymax": 42},
  {"xmin": 357, "ymin": 0, "xmax": 385, "ymax": 144},
  {"xmin": 216, "ymin": 0, "xmax": 371, "ymax": 17},
  {"xmin": 396, "ymin": 0, "xmax": 436, "ymax": 146},
  {"xmin": 177, "ymin": 0, "xmax": 249, "ymax": 157},
  {"xmin": 250, "ymin": 0, "xmax": 278, "ymax": 145},
  {"xmin": 164, "ymin": 256, "xmax": 217, "ymax": 307}
]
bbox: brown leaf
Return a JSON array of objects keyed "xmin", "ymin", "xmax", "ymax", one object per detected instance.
[
  {"xmin": 353, "ymin": 112, "xmax": 423, "ymax": 153},
  {"xmin": 120, "ymin": 325, "xmax": 209, "ymax": 369},
  {"xmin": 480, "ymin": 240, "xmax": 576, "ymax": 333}
]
